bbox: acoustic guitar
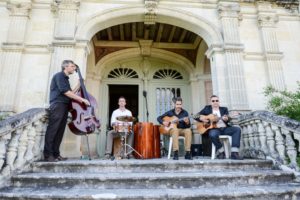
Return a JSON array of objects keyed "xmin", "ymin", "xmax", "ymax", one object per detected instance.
[
  {"xmin": 159, "ymin": 114, "xmax": 200, "ymax": 134},
  {"xmin": 196, "ymin": 114, "xmax": 227, "ymax": 134}
]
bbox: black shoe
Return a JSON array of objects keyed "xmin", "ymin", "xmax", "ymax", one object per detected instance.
[
  {"xmin": 231, "ymin": 152, "xmax": 243, "ymax": 160},
  {"xmin": 185, "ymin": 151, "xmax": 193, "ymax": 160},
  {"xmin": 45, "ymin": 155, "xmax": 58, "ymax": 162},
  {"xmin": 217, "ymin": 152, "xmax": 225, "ymax": 159},
  {"xmin": 104, "ymin": 154, "xmax": 111, "ymax": 160},
  {"xmin": 173, "ymin": 151, "xmax": 179, "ymax": 160},
  {"xmin": 56, "ymin": 155, "xmax": 67, "ymax": 161}
]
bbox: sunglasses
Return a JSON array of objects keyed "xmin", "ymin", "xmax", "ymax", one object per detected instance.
[{"xmin": 211, "ymin": 100, "xmax": 219, "ymax": 102}]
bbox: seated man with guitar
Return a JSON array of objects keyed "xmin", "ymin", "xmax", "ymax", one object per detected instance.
[
  {"xmin": 196, "ymin": 95, "xmax": 242, "ymax": 160},
  {"xmin": 157, "ymin": 97, "xmax": 192, "ymax": 160}
]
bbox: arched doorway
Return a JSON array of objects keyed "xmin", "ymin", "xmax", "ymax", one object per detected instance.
[{"xmin": 73, "ymin": 6, "xmax": 224, "ymax": 157}]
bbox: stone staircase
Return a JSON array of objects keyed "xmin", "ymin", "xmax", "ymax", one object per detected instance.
[{"xmin": 0, "ymin": 158, "xmax": 300, "ymax": 200}]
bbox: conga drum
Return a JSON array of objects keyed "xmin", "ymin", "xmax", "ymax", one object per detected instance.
[
  {"xmin": 153, "ymin": 125, "xmax": 161, "ymax": 158},
  {"xmin": 134, "ymin": 122, "xmax": 161, "ymax": 159},
  {"xmin": 134, "ymin": 122, "xmax": 154, "ymax": 159}
]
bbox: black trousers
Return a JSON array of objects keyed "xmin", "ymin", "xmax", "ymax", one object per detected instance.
[{"xmin": 44, "ymin": 102, "xmax": 69, "ymax": 158}]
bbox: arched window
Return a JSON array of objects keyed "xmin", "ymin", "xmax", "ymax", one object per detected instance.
[
  {"xmin": 153, "ymin": 69, "xmax": 183, "ymax": 80},
  {"xmin": 107, "ymin": 68, "xmax": 138, "ymax": 78}
]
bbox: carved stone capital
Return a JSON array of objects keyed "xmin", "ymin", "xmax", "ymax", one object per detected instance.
[
  {"xmin": 144, "ymin": 0, "xmax": 158, "ymax": 25},
  {"xmin": 7, "ymin": 2, "xmax": 32, "ymax": 17},
  {"xmin": 51, "ymin": 0, "xmax": 80, "ymax": 15},
  {"xmin": 257, "ymin": 14, "xmax": 278, "ymax": 28},
  {"xmin": 218, "ymin": 2, "xmax": 240, "ymax": 18}
]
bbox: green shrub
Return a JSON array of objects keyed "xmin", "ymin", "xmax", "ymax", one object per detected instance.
[{"xmin": 264, "ymin": 82, "xmax": 300, "ymax": 122}]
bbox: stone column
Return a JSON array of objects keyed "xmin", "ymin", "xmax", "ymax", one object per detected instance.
[
  {"xmin": 218, "ymin": 1, "xmax": 248, "ymax": 110},
  {"xmin": 206, "ymin": 45, "xmax": 229, "ymax": 107},
  {"xmin": 0, "ymin": 2, "xmax": 31, "ymax": 112},
  {"xmin": 47, "ymin": 0, "xmax": 81, "ymax": 98},
  {"xmin": 257, "ymin": 2, "xmax": 285, "ymax": 90}
]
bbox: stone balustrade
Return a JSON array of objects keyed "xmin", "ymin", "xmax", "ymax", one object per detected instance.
[
  {"xmin": 0, "ymin": 108, "xmax": 47, "ymax": 187},
  {"xmin": 236, "ymin": 110, "xmax": 300, "ymax": 171}
]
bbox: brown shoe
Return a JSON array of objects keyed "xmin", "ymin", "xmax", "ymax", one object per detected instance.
[
  {"xmin": 56, "ymin": 155, "xmax": 67, "ymax": 161},
  {"xmin": 45, "ymin": 155, "xmax": 58, "ymax": 162}
]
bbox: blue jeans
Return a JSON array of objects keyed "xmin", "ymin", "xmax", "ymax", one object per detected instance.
[{"xmin": 208, "ymin": 126, "xmax": 241, "ymax": 151}]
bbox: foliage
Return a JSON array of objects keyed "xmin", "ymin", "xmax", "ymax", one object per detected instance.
[{"xmin": 263, "ymin": 82, "xmax": 300, "ymax": 122}]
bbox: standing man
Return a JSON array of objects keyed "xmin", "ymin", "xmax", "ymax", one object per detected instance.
[
  {"xmin": 44, "ymin": 60, "xmax": 90, "ymax": 162},
  {"xmin": 104, "ymin": 96, "xmax": 134, "ymax": 159},
  {"xmin": 197, "ymin": 95, "xmax": 243, "ymax": 160},
  {"xmin": 157, "ymin": 97, "xmax": 192, "ymax": 160}
]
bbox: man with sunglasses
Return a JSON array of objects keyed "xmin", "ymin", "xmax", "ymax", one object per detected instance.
[{"xmin": 197, "ymin": 95, "xmax": 242, "ymax": 160}]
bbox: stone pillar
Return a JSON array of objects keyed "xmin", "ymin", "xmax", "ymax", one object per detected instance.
[
  {"xmin": 206, "ymin": 45, "xmax": 229, "ymax": 107},
  {"xmin": 49, "ymin": 0, "xmax": 82, "ymax": 158},
  {"xmin": 53, "ymin": 0, "xmax": 80, "ymax": 40},
  {"xmin": 257, "ymin": 2, "xmax": 285, "ymax": 90},
  {"xmin": 218, "ymin": 1, "xmax": 248, "ymax": 110},
  {"xmin": 0, "ymin": 2, "xmax": 31, "ymax": 112},
  {"xmin": 48, "ymin": 0, "xmax": 80, "ymax": 77}
]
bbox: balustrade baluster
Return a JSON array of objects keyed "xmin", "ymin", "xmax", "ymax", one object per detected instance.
[
  {"xmin": 33, "ymin": 120, "xmax": 46, "ymax": 160},
  {"xmin": 241, "ymin": 124, "xmax": 249, "ymax": 149},
  {"xmin": 257, "ymin": 120, "xmax": 268, "ymax": 155},
  {"xmin": 263, "ymin": 122, "xmax": 278, "ymax": 158},
  {"xmin": 247, "ymin": 122, "xmax": 255, "ymax": 148},
  {"xmin": 272, "ymin": 124, "xmax": 286, "ymax": 164},
  {"xmin": 2, "ymin": 129, "xmax": 22, "ymax": 176},
  {"xmin": 281, "ymin": 129, "xmax": 298, "ymax": 170},
  {"xmin": 25, "ymin": 124, "xmax": 37, "ymax": 161},
  {"xmin": 15, "ymin": 126, "xmax": 29, "ymax": 169}
]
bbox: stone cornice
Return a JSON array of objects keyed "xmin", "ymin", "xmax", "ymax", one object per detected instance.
[
  {"xmin": 265, "ymin": 52, "xmax": 283, "ymax": 60},
  {"xmin": 223, "ymin": 43, "xmax": 244, "ymax": 51},
  {"xmin": 1, "ymin": 42, "xmax": 24, "ymax": 51},
  {"xmin": 6, "ymin": 2, "xmax": 32, "ymax": 17},
  {"xmin": 205, "ymin": 43, "xmax": 223, "ymax": 58},
  {"xmin": 51, "ymin": 39, "xmax": 76, "ymax": 46}
]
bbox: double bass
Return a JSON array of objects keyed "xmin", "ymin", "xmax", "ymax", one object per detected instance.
[{"xmin": 68, "ymin": 66, "xmax": 100, "ymax": 135}]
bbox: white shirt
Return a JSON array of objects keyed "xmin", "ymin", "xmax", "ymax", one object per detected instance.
[
  {"xmin": 212, "ymin": 109, "xmax": 226, "ymax": 128},
  {"xmin": 110, "ymin": 108, "xmax": 132, "ymax": 126}
]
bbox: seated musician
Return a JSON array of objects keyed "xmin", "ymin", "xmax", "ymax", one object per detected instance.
[
  {"xmin": 196, "ymin": 95, "xmax": 243, "ymax": 160},
  {"xmin": 157, "ymin": 97, "xmax": 192, "ymax": 160},
  {"xmin": 104, "ymin": 96, "xmax": 134, "ymax": 159}
]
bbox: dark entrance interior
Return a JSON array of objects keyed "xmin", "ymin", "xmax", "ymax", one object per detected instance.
[{"xmin": 108, "ymin": 84, "xmax": 139, "ymax": 128}]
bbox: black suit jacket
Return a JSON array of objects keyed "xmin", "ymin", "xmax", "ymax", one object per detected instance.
[{"xmin": 197, "ymin": 105, "xmax": 230, "ymax": 126}]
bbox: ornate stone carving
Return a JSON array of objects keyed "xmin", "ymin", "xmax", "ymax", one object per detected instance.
[
  {"xmin": 218, "ymin": 2, "xmax": 240, "ymax": 18},
  {"xmin": 7, "ymin": 2, "xmax": 32, "ymax": 17},
  {"xmin": 257, "ymin": 14, "xmax": 278, "ymax": 28},
  {"xmin": 144, "ymin": 0, "xmax": 158, "ymax": 25},
  {"xmin": 139, "ymin": 40, "xmax": 153, "ymax": 57},
  {"xmin": 52, "ymin": 0, "xmax": 80, "ymax": 12}
]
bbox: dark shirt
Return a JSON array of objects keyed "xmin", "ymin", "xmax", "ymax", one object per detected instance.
[
  {"xmin": 157, "ymin": 109, "xmax": 191, "ymax": 129},
  {"xmin": 49, "ymin": 71, "xmax": 72, "ymax": 105}
]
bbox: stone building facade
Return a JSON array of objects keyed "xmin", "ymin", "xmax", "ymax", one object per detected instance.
[{"xmin": 0, "ymin": 0, "xmax": 299, "ymax": 157}]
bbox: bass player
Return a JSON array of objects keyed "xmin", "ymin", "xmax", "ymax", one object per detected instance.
[{"xmin": 157, "ymin": 97, "xmax": 192, "ymax": 160}]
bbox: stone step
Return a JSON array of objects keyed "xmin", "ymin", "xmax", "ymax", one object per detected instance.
[
  {"xmin": 0, "ymin": 183, "xmax": 300, "ymax": 200},
  {"xmin": 12, "ymin": 170, "xmax": 294, "ymax": 189},
  {"xmin": 31, "ymin": 159, "xmax": 274, "ymax": 173}
]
